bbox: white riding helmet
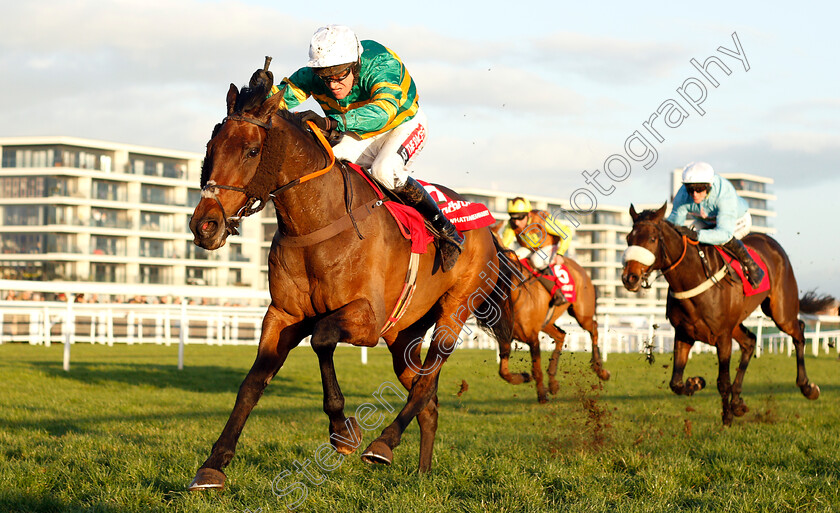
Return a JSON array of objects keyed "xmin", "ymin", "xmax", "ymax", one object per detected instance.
[
  {"xmin": 681, "ymin": 161, "xmax": 715, "ymax": 184},
  {"xmin": 307, "ymin": 25, "xmax": 363, "ymax": 69}
]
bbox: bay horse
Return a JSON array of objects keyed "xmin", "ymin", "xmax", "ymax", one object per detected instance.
[
  {"xmin": 489, "ymin": 223, "xmax": 609, "ymax": 403},
  {"xmin": 187, "ymin": 76, "xmax": 513, "ymax": 489},
  {"xmin": 621, "ymin": 204, "xmax": 820, "ymax": 426}
]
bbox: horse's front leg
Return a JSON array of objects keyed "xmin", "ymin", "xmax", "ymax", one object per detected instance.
[
  {"xmin": 669, "ymin": 329, "xmax": 705, "ymax": 396},
  {"xmin": 715, "ymin": 337, "xmax": 734, "ymax": 426},
  {"xmin": 310, "ymin": 298, "xmax": 379, "ymax": 455},
  {"xmin": 497, "ymin": 337, "xmax": 531, "ymax": 385},
  {"xmin": 189, "ymin": 307, "xmax": 305, "ymax": 491},
  {"xmin": 730, "ymin": 323, "xmax": 756, "ymax": 417}
]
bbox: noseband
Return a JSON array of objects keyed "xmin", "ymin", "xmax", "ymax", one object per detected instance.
[
  {"xmin": 200, "ymin": 117, "xmax": 335, "ymax": 236},
  {"xmin": 627, "ymin": 220, "xmax": 694, "ymax": 288}
]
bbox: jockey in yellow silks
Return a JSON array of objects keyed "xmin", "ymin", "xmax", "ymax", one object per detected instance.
[{"xmin": 501, "ymin": 197, "xmax": 572, "ymax": 304}]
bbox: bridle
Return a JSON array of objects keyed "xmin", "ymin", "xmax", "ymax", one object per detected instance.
[
  {"xmin": 629, "ymin": 220, "xmax": 697, "ymax": 289},
  {"xmin": 200, "ymin": 116, "xmax": 335, "ymax": 236}
]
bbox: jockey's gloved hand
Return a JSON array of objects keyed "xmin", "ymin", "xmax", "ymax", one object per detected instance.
[
  {"xmin": 298, "ymin": 110, "xmax": 336, "ymax": 132},
  {"xmin": 249, "ymin": 69, "xmax": 274, "ymax": 90},
  {"xmin": 675, "ymin": 225, "xmax": 699, "ymax": 241}
]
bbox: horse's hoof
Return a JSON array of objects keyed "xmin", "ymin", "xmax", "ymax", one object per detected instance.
[
  {"xmin": 549, "ymin": 381, "xmax": 560, "ymax": 395},
  {"xmin": 803, "ymin": 383, "xmax": 821, "ymax": 400},
  {"xmin": 330, "ymin": 417, "xmax": 363, "ymax": 455},
  {"xmin": 361, "ymin": 440, "xmax": 393, "ymax": 465},
  {"xmin": 732, "ymin": 399, "xmax": 749, "ymax": 417},
  {"xmin": 687, "ymin": 376, "xmax": 706, "ymax": 393},
  {"xmin": 596, "ymin": 368, "xmax": 611, "ymax": 381},
  {"xmin": 721, "ymin": 412, "xmax": 733, "ymax": 427},
  {"xmin": 521, "ymin": 373, "xmax": 532, "ymax": 383},
  {"xmin": 537, "ymin": 393, "xmax": 548, "ymax": 404},
  {"xmin": 188, "ymin": 467, "xmax": 226, "ymax": 491}
]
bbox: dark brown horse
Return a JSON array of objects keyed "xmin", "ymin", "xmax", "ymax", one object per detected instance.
[
  {"xmin": 489, "ymin": 226, "xmax": 609, "ymax": 403},
  {"xmin": 186, "ymin": 77, "xmax": 513, "ymax": 489},
  {"xmin": 621, "ymin": 204, "xmax": 820, "ymax": 425}
]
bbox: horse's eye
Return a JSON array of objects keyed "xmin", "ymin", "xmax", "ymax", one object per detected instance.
[{"xmin": 247, "ymin": 148, "xmax": 260, "ymax": 158}]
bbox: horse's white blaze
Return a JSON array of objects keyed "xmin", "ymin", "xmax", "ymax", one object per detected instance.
[{"xmin": 623, "ymin": 245, "xmax": 656, "ymax": 266}]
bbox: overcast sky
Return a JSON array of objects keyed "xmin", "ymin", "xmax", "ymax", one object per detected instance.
[{"xmin": 2, "ymin": 0, "xmax": 839, "ymax": 293}]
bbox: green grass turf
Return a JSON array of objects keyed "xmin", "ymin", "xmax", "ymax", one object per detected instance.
[{"xmin": 1, "ymin": 342, "xmax": 839, "ymax": 512}]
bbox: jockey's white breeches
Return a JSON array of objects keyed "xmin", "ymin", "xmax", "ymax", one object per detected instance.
[
  {"xmin": 514, "ymin": 243, "xmax": 558, "ymax": 271},
  {"xmin": 331, "ymin": 107, "xmax": 428, "ymax": 190}
]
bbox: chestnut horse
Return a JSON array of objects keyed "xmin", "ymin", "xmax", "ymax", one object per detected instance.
[
  {"xmin": 187, "ymin": 78, "xmax": 513, "ymax": 489},
  {"xmin": 621, "ymin": 204, "xmax": 820, "ymax": 425},
  {"xmin": 489, "ymin": 228, "xmax": 609, "ymax": 403}
]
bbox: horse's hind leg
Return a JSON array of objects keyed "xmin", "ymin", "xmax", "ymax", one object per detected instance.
[
  {"xmin": 497, "ymin": 337, "xmax": 531, "ymax": 385},
  {"xmin": 571, "ymin": 311, "xmax": 610, "ymax": 382},
  {"xmin": 730, "ymin": 323, "xmax": 756, "ymax": 417},
  {"xmin": 310, "ymin": 299, "xmax": 379, "ymax": 455},
  {"xmin": 542, "ymin": 324, "xmax": 566, "ymax": 395},
  {"xmin": 765, "ymin": 297, "xmax": 820, "ymax": 400},
  {"xmin": 376, "ymin": 319, "xmax": 439, "ymax": 470},
  {"xmin": 189, "ymin": 308, "xmax": 304, "ymax": 491}
]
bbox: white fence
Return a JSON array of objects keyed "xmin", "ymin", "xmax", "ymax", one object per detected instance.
[{"xmin": 1, "ymin": 299, "xmax": 838, "ymax": 370}]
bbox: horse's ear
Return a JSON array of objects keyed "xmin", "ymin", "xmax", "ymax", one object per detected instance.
[
  {"xmin": 655, "ymin": 202, "xmax": 668, "ymax": 219},
  {"xmin": 255, "ymin": 92, "xmax": 284, "ymax": 122},
  {"xmin": 629, "ymin": 204, "xmax": 639, "ymax": 221},
  {"xmin": 226, "ymin": 84, "xmax": 238, "ymax": 116}
]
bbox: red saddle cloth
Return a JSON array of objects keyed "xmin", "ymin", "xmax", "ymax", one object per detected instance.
[
  {"xmin": 715, "ymin": 245, "xmax": 770, "ymax": 296},
  {"xmin": 519, "ymin": 259, "xmax": 577, "ymax": 303},
  {"xmin": 348, "ymin": 164, "xmax": 496, "ymax": 253}
]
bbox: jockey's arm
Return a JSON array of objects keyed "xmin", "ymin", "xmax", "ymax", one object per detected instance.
[
  {"xmin": 696, "ymin": 191, "xmax": 739, "ymax": 245},
  {"xmin": 268, "ymin": 69, "xmax": 314, "ymax": 110},
  {"xmin": 666, "ymin": 189, "xmax": 690, "ymax": 226},
  {"xmin": 501, "ymin": 227, "xmax": 518, "ymax": 249},
  {"xmin": 544, "ymin": 213, "xmax": 571, "ymax": 256}
]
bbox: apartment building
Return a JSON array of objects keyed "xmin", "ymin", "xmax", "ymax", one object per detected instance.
[{"xmin": 0, "ymin": 137, "xmax": 774, "ymax": 307}]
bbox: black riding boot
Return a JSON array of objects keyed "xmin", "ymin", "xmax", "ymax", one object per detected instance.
[
  {"xmin": 537, "ymin": 275, "xmax": 567, "ymax": 306},
  {"xmin": 723, "ymin": 238, "xmax": 764, "ymax": 288},
  {"xmin": 395, "ymin": 177, "xmax": 464, "ymax": 272}
]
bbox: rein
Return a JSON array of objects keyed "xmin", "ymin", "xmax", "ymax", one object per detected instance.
[
  {"xmin": 202, "ymin": 117, "xmax": 377, "ymax": 244},
  {"xmin": 634, "ymin": 220, "xmax": 728, "ymax": 299},
  {"xmin": 201, "ymin": 118, "xmax": 336, "ymax": 235}
]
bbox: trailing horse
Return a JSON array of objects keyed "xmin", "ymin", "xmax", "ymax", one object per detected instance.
[
  {"xmin": 492, "ymin": 238, "xmax": 609, "ymax": 403},
  {"xmin": 621, "ymin": 204, "xmax": 819, "ymax": 426},
  {"xmin": 187, "ymin": 75, "xmax": 514, "ymax": 490}
]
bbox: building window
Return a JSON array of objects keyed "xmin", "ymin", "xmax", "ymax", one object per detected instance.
[
  {"xmin": 139, "ymin": 238, "xmax": 171, "ymax": 258},
  {"xmin": 91, "ymin": 235, "xmax": 125, "ymax": 256},
  {"xmin": 186, "ymin": 267, "xmax": 214, "ymax": 286},
  {"xmin": 92, "ymin": 180, "xmax": 126, "ymax": 202},
  {"xmin": 1, "ymin": 233, "xmax": 44, "ymax": 254},
  {"xmin": 141, "ymin": 184, "xmax": 171, "ymax": 205},
  {"xmin": 140, "ymin": 265, "xmax": 170, "ymax": 284},
  {"xmin": 3, "ymin": 205, "xmax": 40, "ymax": 226},
  {"xmin": 140, "ymin": 211, "xmax": 173, "ymax": 232},
  {"xmin": 46, "ymin": 234, "xmax": 79, "ymax": 253},
  {"xmin": 91, "ymin": 208, "xmax": 131, "ymax": 229},
  {"xmin": 92, "ymin": 263, "xmax": 125, "ymax": 283}
]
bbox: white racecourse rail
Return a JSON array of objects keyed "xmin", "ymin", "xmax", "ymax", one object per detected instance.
[{"xmin": 1, "ymin": 298, "xmax": 838, "ymax": 371}]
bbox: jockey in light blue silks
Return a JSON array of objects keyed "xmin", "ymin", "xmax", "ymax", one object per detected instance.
[{"xmin": 667, "ymin": 161, "xmax": 765, "ymax": 288}]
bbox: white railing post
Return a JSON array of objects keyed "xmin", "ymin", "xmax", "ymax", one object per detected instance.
[
  {"xmin": 755, "ymin": 316, "xmax": 763, "ymax": 358},
  {"xmin": 42, "ymin": 306, "xmax": 50, "ymax": 347},
  {"xmin": 63, "ymin": 296, "xmax": 74, "ymax": 371},
  {"xmin": 361, "ymin": 346, "xmax": 368, "ymax": 364},
  {"xmin": 178, "ymin": 301, "xmax": 187, "ymax": 370},
  {"xmin": 813, "ymin": 321, "xmax": 821, "ymax": 357}
]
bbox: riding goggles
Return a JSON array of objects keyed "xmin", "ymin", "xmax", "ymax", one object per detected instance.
[{"xmin": 685, "ymin": 183, "xmax": 711, "ymax": 194}]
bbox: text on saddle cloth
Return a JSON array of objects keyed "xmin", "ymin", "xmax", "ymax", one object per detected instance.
[{"xmin": 714, "ymin": 246, "xmax": 770, "ymax": 296}]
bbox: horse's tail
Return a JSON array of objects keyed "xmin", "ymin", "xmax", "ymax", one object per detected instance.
[
  {"xmin": 474, "ymin": 235, "xmax": 519, "ymax": 344},
  {"xmin": 799, "ymin": 289, "xmax": 839, "ymax": 315}
]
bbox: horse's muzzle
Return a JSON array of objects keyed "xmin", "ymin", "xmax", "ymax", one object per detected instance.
[
  {"xmin": 189, "ymin": 211, "xmax": 227, "ymax": 250},
  {"xmin": 621, "ymin": 265, "xmax": 642, "ymax": 292}
]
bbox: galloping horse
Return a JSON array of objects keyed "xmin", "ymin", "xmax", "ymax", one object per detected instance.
[
  {"xmin": 621, "ymin": 204, "xmax": 820, "ymax": 425},
  {"xmin": 490, "ymin": 229, "xmax": 609, "ymax": 403},
  {"xmin": 187, "ymin": 76, "xmax": 513, "ymax": 489}
]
